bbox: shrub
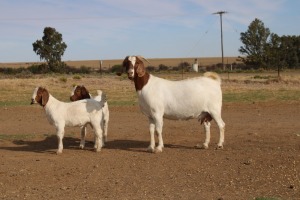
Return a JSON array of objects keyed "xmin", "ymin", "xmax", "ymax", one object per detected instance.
[
  {"xmin": 59, "ymin": 76, "xmax": 67, "ymax": 83},
  {"xmin": 28, "ymin": 64, "xmax": 49, "ymax": 74},
  {"xmin": 146, "ymin": 66, "xmax": 155, "ymax": 72},
  {"xmin": 110, "ymin": 65, "xmax": 123, "ymax": 73},
  {"xmin": 158, "ymin": 64, "xmax": 169, "ymax": 71},
  {"xmin": 73, "ymin": 75, "xmax": 81, "ymax": 80}
]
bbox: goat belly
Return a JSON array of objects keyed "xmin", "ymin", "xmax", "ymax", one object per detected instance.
[
  {"xmin": 163, "ymin": 112, "xmax": 199, "ymax": 120},
  {"xmin": 64, "ymin": 115, "xmax": 90, "ymax": 127}
]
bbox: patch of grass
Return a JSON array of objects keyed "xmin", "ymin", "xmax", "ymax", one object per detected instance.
[
  {"xmin": 73, "ymin": 75, "xmax": 81, "ymax": 80},
  {"xmin": 59, "ymin": 76, "xmax": 67, "ymax": 83},
  {"xmin": 253, "ymin": 75, "xmax": 275, "ymax": 79}
]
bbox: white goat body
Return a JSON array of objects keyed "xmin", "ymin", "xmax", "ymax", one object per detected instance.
[
  {"xmin": 122, "ymin": 56, "xmax": 225, "ymax": 153},
  {"xmin": 70, "ymin": 85, "xmax": 109, "ymax": 148},
  {"xmin": 138, "ymin": 75, "xmax": 222, "ymax": 120},
  {"xmin": 31, "ymin": 87, "xmax": 104, "ymax": 154}
]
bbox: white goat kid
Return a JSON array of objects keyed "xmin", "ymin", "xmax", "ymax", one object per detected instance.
[
  {"xmin": 70, "ymin": 85, "xmax": 109, "ymax": 148},
  {"xmin": 122, "ymin": 56, "xmax": 225, "ymax": 153},
  {"xmin": 31, "ymin": 87, "xmax": 105, "ymax": 154}
]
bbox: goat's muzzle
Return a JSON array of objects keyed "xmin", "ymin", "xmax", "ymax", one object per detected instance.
[{"xmin": 30, "ymin": 98, "xmax": 36, "ymax": 105}]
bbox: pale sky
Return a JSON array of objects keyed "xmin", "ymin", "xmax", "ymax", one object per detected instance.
[{"xmin": 0, "ymin": 0, "xmax": 299, "ymax": 62}]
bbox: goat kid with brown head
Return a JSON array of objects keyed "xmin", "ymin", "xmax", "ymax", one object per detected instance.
[
  {"xmin": 31, "ymin": 86, "xmax": 105, "ymax": 154},
  {"xmin": 70, "ymin": 85, "xmax": 110, "ymax": 148}
]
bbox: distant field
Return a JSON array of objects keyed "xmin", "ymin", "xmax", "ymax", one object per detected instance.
[
  {"xmin": 0, "ymin": 57, "xmax": 240, "ymax": 69},
  {"xmin": 0, "ymin": 71, "xmax": 299, "ymax": 107}
]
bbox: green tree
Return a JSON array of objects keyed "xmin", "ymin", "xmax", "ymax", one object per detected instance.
[
  {"xmin": 239, "ymin": 18, "xmax": 270, "ymax": 68},
  {"xmin": 33, "ymin": 27, "xmax": 67, "ymax": 72},
  {"xmin": 265, "ymin": 33, "xmax": 281, "ymax": 69},
  {"xmin": 281, "ymin": 35, "xmax": 300, "ymax": 69}
]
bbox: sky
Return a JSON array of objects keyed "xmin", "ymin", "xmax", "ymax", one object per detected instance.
[{"xmin": 0, "ymin": 0, "xmax": 299, "ymax": 62}]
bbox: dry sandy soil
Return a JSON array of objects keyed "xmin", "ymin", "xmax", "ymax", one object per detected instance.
[{"xmin": 0, "ymin": 101, "xmax": 299, "ymax": 200}]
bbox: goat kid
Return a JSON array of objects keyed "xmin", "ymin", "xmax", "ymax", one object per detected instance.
[
  {"xmin": 122, "ymin": 56, "xmax": 225, "ymax": 153},
  {"xmin": 70, "ymin": 85, "xmax": 109, "ymax": 148},
  {"xmin": 31, "ymin": 87, "xmax": 105, "ymax": 154}
]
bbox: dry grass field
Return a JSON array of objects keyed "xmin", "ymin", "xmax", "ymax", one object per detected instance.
[{"xmin": 0, "ymin": 71, "xmax": 300, "ymax": 199}]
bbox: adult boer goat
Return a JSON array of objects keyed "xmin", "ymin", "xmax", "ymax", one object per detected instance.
[
  {"xmin": 31, "ymin": 87, "xmax": 105, "ymax": 154},
  {"xmin": 122, "ymin": 56, "xmax": 225, "ymax": 153}
]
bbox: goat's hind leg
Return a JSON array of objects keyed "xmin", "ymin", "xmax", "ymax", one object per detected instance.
[
  {"xmin": 195, "ymin": 121, "xmax": 211, "ymax": 149},
  {"xmin": 212, "ymin": 113, "xmax": 225, "ymax": 149},
  {"xmin": 93, "ymin": 123, "xmax": 103, "ymax": 152},
  {"xmin": 215, "ymin": 117, "xmax": 225, "ymax": 149}
]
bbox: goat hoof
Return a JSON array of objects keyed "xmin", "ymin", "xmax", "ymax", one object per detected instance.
[
  {"xmin": 195, "ymin": 144, "xmax": 208, "ymax": 149},
  {"xmin": 94, "ymin": 148, "xmax": 101, "ymax": 152},
  {"xmin": 56, "ymin": 150, "xmax": 62, "ymax": 155},
  {"xmin": 215, "ymin": 145, "xmax": 223, "ymax": 150},
  {"xmin": 154, "ymin": 147, "xmax": 163, "ymax": 153},
  {"xmin": 147, "ymin": 146, "xmax": 155, "ymax": 153},
  {"xmin": 79, "ymin": 145, "xmax": 84, "ymax": 149}
]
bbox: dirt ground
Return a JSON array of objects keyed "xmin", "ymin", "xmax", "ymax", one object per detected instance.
[{"xmin": 0, "ymin": 102, "xmax": 299, "ymax": 200}]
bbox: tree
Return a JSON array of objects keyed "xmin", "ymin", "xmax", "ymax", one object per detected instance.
[
  {"xmin": 239, "ymin": 18, "xmax": 270, "ymax": 68},
  {"xmin": 33, "ymin": 27, "xmax": 67, "ymax": 72}
]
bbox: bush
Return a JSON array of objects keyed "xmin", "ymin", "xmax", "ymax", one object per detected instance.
[
  {"xmin": 73, "ymin": 75, "xmax": 81, "ymax": 80},
  {"xmin": 15, "ymin": 70, "xmax": 33, "ymax": 78},
  {"xmin": 110, "ymin": 65, "xmax": 123, "ymax": 73},
  {"xmin": 28, "ymin": 64, "xmax": 49, "ymax": 74},
  {"xmin": 158, "ymin": 64, "xmax": 169, "ymax": 71},
  {"xmin": 146, "ymin": 66, "xmax": 155, "ymax": 72},
  {"xmin": 59, "ymin": 76, "xmax": 67, "ymax": 83}
]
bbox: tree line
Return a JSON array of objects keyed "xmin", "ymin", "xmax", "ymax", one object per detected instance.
[{"xmin": 239, "ymin": 18, "xmax": 300, "ymax": 70}]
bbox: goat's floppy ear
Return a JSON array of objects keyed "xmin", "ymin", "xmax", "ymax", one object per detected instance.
[
  {"xmin": 81, "ymin": 85, "xmax": 90, "ymax": 98},
  {"xmin": 135, "ymin": 57, "xmax": 146, "ymax": 77},
  {"xmin": 41, "ymin": 88, "xmax": 49, "ymax": 106}
]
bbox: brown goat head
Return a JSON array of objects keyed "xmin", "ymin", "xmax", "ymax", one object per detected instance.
[
  {"xmin": 70, "ymin": 85, "xmax": 91, "ymax": 101},
  {"xmin": 31, "ymin": 87, "xmax": 49, "ymax": 107}
]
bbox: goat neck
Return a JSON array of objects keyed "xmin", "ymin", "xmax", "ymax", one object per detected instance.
[{"xmin": 133, "ymin": 71, "xmax": 150, "ymax": 91}]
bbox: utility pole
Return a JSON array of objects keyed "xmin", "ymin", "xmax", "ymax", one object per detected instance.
[{"xmin": 213, "ymin": 11, "xmax": 227, "ymax": 71}]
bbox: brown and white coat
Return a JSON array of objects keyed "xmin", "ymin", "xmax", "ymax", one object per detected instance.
[
  {"xmin": 122, "ymin": 56, "xmax": 225, "ymax": 153},
  {"xmin": 70, "ymin": 85, "xmax": 109, "ymax": 148},
  {"xmin": 31, "ymin": 87, "xmax": 105, "ymax": 154}
]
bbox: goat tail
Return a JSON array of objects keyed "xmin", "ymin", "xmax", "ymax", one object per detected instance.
[{"xmin": 203, "ymin": 72, "xmax": 221, "ymax": 84}]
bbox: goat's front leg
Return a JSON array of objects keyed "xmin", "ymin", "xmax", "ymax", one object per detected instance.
[
  {"xmin": 56, "ymin": 127, "xmax": 64, "ymax": 154},
  {"xmin": 154, "ymin": 118, "xmax": 164, "ymax": 153},
  {"xmin": 148, "ymin": 118, "xmax": 156, "ymax": 153},
  {"xmin": 79, "ymin": 125, "xmax": 87, "ymax": 149}
]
